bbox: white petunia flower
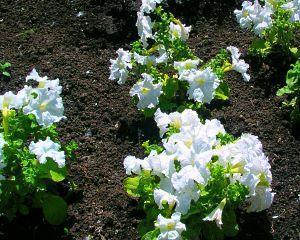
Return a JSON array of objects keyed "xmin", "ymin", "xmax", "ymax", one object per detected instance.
[
  {"xmin": 227, "ymin": 46, "xmax": 250, "ymax": 82},
  {"xmin": 247, "ymin": 186, "xmax": 275, "ymax": 212},
  {"xmin": 252, "ymin": 5, "xmax": 273, "ymax": 36},
  {"xmin": 155, "ymin": 212, "xmax": 186, "ymax": 240},
  {"xmin": 174, "ymin": 59, "xmax": 200, "ymax": 75},
  {"xmin": 136, "ymin": 12, "xmax": 154, "ymax": 48},
  {"xmin": 129, "ymin": 73, "xmax": 162, "ymax": 109},
  {"xmin": 0, "ymin": 91, "xmax": 25, "ymax": 110},
  {"xmin": 29, "ymin": 137, "xmax": 65, "ymax": 167},
  {"xmin": 23, "ymin": 88, "xmax": 66, "ymax": 127},
  {"xmin": 203, "ymin": 198, "xmax": 227, "ymax": 229},
  {"xmin": 282, "ymin": 0, "xmax": 300, "ymax": 22},
  {"xmin": 109, "ymin": 48, "xmax": 132, "ymax": 85},
  {"xmin": 140, "ymin": 0, "xmax": 163, "ymax": 13},
  {"xmin": 146, "ymin": 150, "xmax": 175, "ymax": 177},
  {"xmin": 169, "ymin": 22, "xmax": 191, "ymax": 42},
  {"xmin": 154, "ymin": 189, "xmax": 178, "ymax": 209},
  {"xmin": 156, "ymin": 45, "xmax": 168, "ymax": 64},
  {"xmin": 185, "ymin": 68, "xmax": 220, "ymax": 103},
  {"xmin": 26, "ymin": 68, "xmax": 62, "ymax": 94},
  {"xmin": 124, "ymin": 155, "xmax": 151, "ymax": 175},
  {"xmin": 154, "ymin": 108, "xmax": 200, "ymax": 137},
  {"xmin": 234, "ymin": 1, "xmax": 257, "ymax": 29},
  {"xmin": 134, "ymin": 52, "xmax": 156, "ymax": 66}
]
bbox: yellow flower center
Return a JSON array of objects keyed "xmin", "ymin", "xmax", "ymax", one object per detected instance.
[
  {"xmin": 39, "ymin": 101, "xmax": 48, "ymax": 111},
  {"xmin": 197, "ymin": 78, "xmax": 205, "ymax": 86},
  {"xmin": 141, "ymin": 87, "xmax": 150, "ymax": 94},
  {"xmin": 167, "ymin": 222, "xmax": 175, "ymax": 231}
]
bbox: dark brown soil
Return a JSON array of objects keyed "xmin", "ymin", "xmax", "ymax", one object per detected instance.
[{"xmin": 0, "ymin": 0, "xmax": 299, "ymax": 239}]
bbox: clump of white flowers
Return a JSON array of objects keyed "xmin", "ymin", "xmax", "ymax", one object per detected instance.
[
  {"xmin": 109, "ymin": 0, "xmax": 251, "ymax": 115},
  {"xmin": 234, "ymin": 0, "xmax": 274, "ymax": 36},
  {"xmin": 0, "ymin": 69, "xmax": 77, "ymax": 225},
  {"xmin": 234, "ymin": 0, "xmax": 300, "ymax": 56},
  {"xmin": 124, "ymin": 109, "xmax": 274, "ymax": 239}
]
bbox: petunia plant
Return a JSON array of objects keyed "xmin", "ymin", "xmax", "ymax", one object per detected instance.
[
  {"xmin": 124, "ymin": 109, "xmax": 274, "ymax": 240},
  {"xmin": 234, "ymin": 0, "xmax": 300, "ymax": 58},
  {"xmin": 109, "ymin": 1, "xmax": 251, "ymax": 116},
  {"xmin": 0, "ymin": 69, "xmax": 77, "ymax": 225},
  {"xmin": 277, "ymin": 59, "xmax": 300, "ymax": 124}
]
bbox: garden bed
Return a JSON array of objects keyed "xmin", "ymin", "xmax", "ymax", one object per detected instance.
[{"xmin": 0, "ymin": 0, "xmax": 299, "ymax": 239}]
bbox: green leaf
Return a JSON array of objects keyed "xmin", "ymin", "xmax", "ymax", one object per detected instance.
[
  {"xmin": 18, "ymin": 204, "xmax": 29, "ymax": 215},
  {"xmin": 50, "ymin": 170, "xmax": 65, "ymax": 182},
  {"xmin": 2, "ymin": 62, "xmax": 11, "ymax": 68},
  {"xmin": 162, "ymin": 76, "xmax": 178, "ymax": 99},
  {"xmin": 42, "ymin": 195, "xmax": 67, "ymax": 225},
  {"xmin": 215, "ymin": 82, "xmax": 230, "ymax": 101},
  {"xmin": 141, "ymin": 229, "xmax": 160, "ymax": 240},
  {"xmin": 124, "ymin": 176, "xmax": 141, "ymax": 197},
  {"xmin": 222, "ymin": 207, "xmax": 239, "ymax": 237}
]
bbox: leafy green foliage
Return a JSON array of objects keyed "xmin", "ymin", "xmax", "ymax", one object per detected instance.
[
  {"xmin": 0, "ymin": 62, "xmax": 11, "ymax": 78},
  {"xmin": 277, "ymin": 60, "xmax": 300, "ymax": 124},
  {"xmin": 0, "ymin": 111, "xmax": 77, "ymax": 225}
]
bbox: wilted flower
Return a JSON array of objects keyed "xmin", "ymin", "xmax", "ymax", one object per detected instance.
[
  {"xmin": 203, "ymin": 198, "xmax": 227, "ymax": 229},
  {"xmin": 155, "ymin": 212, "xmax": 186, "ymax": 240},
  {"xmin": 185, "ymin": 67, "xmax": 220, "ymax": 103},
  {"xmin": 109, "ymin": 48, "xmax": 132, "ymax": 85},
  {"xmin": 29, "ymin": 137, "xmax": 65, "ymax": 167},
  {"xmin": 169, "ymin": 22, "xmax": 191, "ymax": 42},
  {"xmin": 129, "ymin": 73, "xmax": 162, "ymax": 109},
  {"xmin": 23, "ymin": 88, "xmax": 66, "ymax": 127},
  {"xmin": 227, "ymin": 46, "xmax": 250, "ymax": 82},
  {"xmin": 136, "ymin": 12, "xmax": 154, "ymax": 48}
]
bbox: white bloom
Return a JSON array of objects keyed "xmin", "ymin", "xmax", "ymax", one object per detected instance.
[
  {"xmin": 185, "ymin": 68, "xmax": 220, "ymax": 103},
  {"xmin": 169, "ymin": 22, "xmax": 191, "ymax": 42},
  {"xmin": 146, "ymin": 151, "xmax": 175, "ymax": 177},
  {"xmin": 247, "ymin": 186, "xmax": 275, "ymax": 212},
  {"xmin": 136, "ymin": 12, "xmax": 154, "ymax": 48},
  {"xmin": 29, "ymin": 137, "xmax": 65, "ymax": 167},
  {"xmin": 154, "ymin": 108, "xmax": 200, "ymax": 137},
  {"xmin": 124, "ymin": 156, "xmax": 151, "ymax": 175},
  {"xmin": 201, "ymin": 119, "xmax": 226, "ymax": 146},
  {"xmin": 140, "ymin": 0, "xmax": 163, "ymax": 13},
  {"xmin": 26, "ymin": 68, "xmax": 62, "ymax": 94},
  {"xmin": 282, "ymin": 0, "xmax": 300, "ymax": 22},
  {"xmin": 134, "ymin": 52, "xmax": 156, "ymax": 66},
  {"xmin": 227, "ymin": 46, "xmax": 250, "ymax": 82},
  {"xmin": 23, "ymin": 88, "xmax": 66, "ymax": 127},
  {"xmin": 155, "ymin": 212, "xmax": 186, "ymax": 240},
  {"xmin": 234, "ymin": 1, "xmax": 257, "ymax": 29},
  {"xmin": 203, "ymin": 198, "xmax": 227, "ymax": 229},
  {"xmin": 154, "ymin": 189, "xmax": 178, "ymax": 209},
  {"xmin": 252, "ymin": 5, "xmax": 273, "ymax": 36},
  {"xmin": 156, "ymin": 45, "xmax": 168, "ymax": 64},
  {"xmin": 0, "ymin": 91, "xmax": 25, "ymax": 110},
  {"xmin": 109, "ymin": 48, "xmax": 132, "ymax": 85},
  {"xmin": 129, "ymin": 73, "xmax": 162, "ymax": 109},
  {"xmin": 174, "ymin": 59, "xmax": 200, "ymax": 75}
]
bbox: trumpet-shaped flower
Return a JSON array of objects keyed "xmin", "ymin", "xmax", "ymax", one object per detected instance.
[
  {"xmin": 23, "ymin": 88, "xmax": 66, "ymax": 127},
  {"xmin": 129, "ymin": 73, "xmax": 162, "ymax": 109},
  {"xmin": 282, "ymin": 0, "xmax": 300, "ymax": 22},
  {"xmin": 136, "ymin": 12, "xmax": 154, "ymax": 48},
  {"xmin": 227, "ymin": 46, "xmax": 250, "ymax": 82},
  {"xmin": 203, "ymin": 198, "xmax": 227, "ymax": 229},
  {"xmin": 234, "ymin": 1, "xmax": 256, "ymax": 29},
  {"xmin": 146, "ymin": 151, "xmax": 175, "ymax": 177},
  {"xmin": 140, "ymin": 0, "xmax": 163, "ymax": 13},
  {"xmin": 185, "ymin": 68, "xmax": 220, "ymax": 103},
  {"xmin": 169, "ymin": 22, "xmax": 191, "ymax": 42},
  {"xmin": 109, "ymin": 48, "xmax": 132, "ymax": 85},
  {"xmin": 252, "ymin": 5, "xmax": 273, "ymax": 36},
  {"xmin": 29, "ymin": 137, "xmax": 65, "ymax": 167},
  {"xmin": 26, "ymin": 68, "xmax": 62, "ymax": 94},
  {"xmin": 154, "ymin": 189, "xmax": 178, "ymax": 209},
  {"xmin": 155, "ymin": 212, "xmax": 186, "ymax": 240}
]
